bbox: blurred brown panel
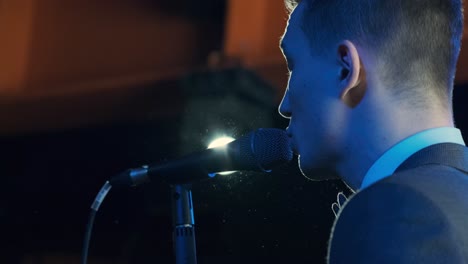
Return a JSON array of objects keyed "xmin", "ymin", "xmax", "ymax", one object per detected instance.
[
  {"xmin": 0, "ymin": 79, "xmax": 184, "ymax": 135},
  {"xmin": 224, "ymin": 0, "xmax": 287, "ymax": 67},
  {"xmin": 224, "ymin": 0, "xmax": 289, "ymax": 100},
  {"xmin": 23, "ymin": 0, "xmax": 216, "ymax": 94},
  {"xmin": 0, "ymin": 0, "xmax": 35, "ymax": 92},
  {"xmin": 0, "ymin": 0, "xmax": 224, "ymax": 135}
]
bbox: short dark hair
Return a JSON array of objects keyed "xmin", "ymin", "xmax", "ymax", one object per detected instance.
[{"xmin": 284, "ymin": 0, "xmax": 464, "ymax": 106}]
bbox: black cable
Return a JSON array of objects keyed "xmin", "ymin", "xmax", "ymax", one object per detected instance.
[
  {"xmin": 81, "ymin": 181, "xmax": 112, "ymax": 264},
  {"xmin": 81, "ymin": 209, "xmax": 97, "ymax": 264}
]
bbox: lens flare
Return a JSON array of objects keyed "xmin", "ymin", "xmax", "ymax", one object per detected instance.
[{"xmin": 207, "ymin": 136, "xmax": 236, "ymax": 175}]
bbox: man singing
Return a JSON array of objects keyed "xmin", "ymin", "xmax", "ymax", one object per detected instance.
[{"xmin": 278, "ymin": 0, "xmax": 468, "ymax": 262}]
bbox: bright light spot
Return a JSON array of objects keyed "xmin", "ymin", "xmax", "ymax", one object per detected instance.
[
  {"xmin": 208, "ymin": 136, "xmax": 235, "ymax": 149},
  {"xmin": 208, "ymin": 136, "xmax": 236, "ymax": 175}
]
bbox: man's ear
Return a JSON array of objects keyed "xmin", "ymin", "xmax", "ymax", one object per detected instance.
[{"xmin": 337, "ymin": 40, "xmax": 366, "ymax": 108}]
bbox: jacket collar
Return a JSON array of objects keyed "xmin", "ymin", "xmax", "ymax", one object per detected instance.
[{"xmin": 395, "ymin": 143, "xmax": 468, "ymax": 174}]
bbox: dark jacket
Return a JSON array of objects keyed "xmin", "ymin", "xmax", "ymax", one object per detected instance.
[{"xmin": 328, "ymin": 143, "xmax": 468, "ymax": 264}]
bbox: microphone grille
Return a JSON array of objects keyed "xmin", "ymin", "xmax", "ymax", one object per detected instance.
[{"xmin": 241, "ymin": 128, "xmax": 293, "ymax": 171}]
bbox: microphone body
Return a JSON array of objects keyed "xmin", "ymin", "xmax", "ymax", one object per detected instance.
[{"xmin": 110, "ymin": 128, "xmax": 292, "ymax": 187}]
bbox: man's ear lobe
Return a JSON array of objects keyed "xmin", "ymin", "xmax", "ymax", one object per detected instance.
[{"xmin": 337, "ymin": 40, "xmax": 366, "ymax": 108}]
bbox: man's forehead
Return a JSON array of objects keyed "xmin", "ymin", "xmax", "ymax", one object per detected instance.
[
  {"xmin": 280, "ymin": 31, "xmax": 290, "ymax": 55},
  {"xmin": 287, "ymin": 0, "xmax": 308, "ymax": 13},
  {"xmin": 280, "ymin": 30, "xmax": 289, "ymax": 52},
  {"xmin": 280, "ymin": 30, "xmax": 288, "ymax": 50},
  {"xmin": 287, "ymin": 1, "xmax": 305, "ymax": 25},
  {"xmin": 281, "ymin": 1, "xmax": 306, "ymax": 51}
]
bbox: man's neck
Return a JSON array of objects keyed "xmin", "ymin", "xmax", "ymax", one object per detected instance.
[{"xmin": 336, "ymin": 106, "xmax": 454, "ymax": 191}]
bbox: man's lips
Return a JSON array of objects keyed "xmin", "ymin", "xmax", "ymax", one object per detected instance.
[
  {"xmin": 290, "ymin": 142, "xmax": 298, "ymax": 155},
  {"xmin": 285, "ymin": 128, "xmax": 298, "ymax": 155}
]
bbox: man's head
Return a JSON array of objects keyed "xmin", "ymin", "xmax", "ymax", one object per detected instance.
[
  {"xmin": 284, "ymin": 0, "xmax": 464, "ymax": 102},
  {"xmin": 279, "ymin": 0, "xmax": 464, "ymax": 185}
]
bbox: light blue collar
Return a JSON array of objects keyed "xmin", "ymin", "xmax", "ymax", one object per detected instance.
[{"xmin": 360, "ymin": 127, "xmax": 466, "ymax": 190}]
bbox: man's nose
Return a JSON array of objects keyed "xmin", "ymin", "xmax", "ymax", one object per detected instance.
[{"xmin": 278, "ymin": 90, "xmax": 291, "ymax": 119}]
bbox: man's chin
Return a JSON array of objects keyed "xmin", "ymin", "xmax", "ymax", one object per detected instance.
[
  {"xmin": 298, "ymin": 158, "xmax": 340, "ymax": 181},
  {"xmin": 300, "ymin": 168, "xmax": 340, "ymax": 181}
]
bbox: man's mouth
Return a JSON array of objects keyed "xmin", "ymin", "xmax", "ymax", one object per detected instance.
[
  {"xmin": 285, "ymin": 128, "xmax": 298, "ymax": 155},
  {"xmin": 290, "ymin": 142, "xmax": 298, "ymax": 155}
]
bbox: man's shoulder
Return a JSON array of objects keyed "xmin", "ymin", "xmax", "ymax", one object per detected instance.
[
  {"xmin": 328, "ymin": 144, "xmax": 468, "ymax": 263},
  {"xmin": 328, "ymin": 168, "xmax": 468, "ymax": 263},
  {"xmin": 395, "ymin": 142, "xmax": 468, "ymax": 179},
  {"xmin": 383, "ymin": 163, "xmax": 468, "ymax": 200},
  {"xmin": 364, "ymin": 164, "xmax": 468, "ymax": 224}
]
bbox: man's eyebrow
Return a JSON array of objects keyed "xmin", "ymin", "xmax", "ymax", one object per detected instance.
[
  {"xmin": 279, "ymin": 38, "xmax": 294, "ymax": 71},
  {"xmin": 279, "ymin": 37, "xmax": 286, "ymax": 52},
  {"xmin": 279, "ymin": 37, "xmax": 290, "ymax": 60}
]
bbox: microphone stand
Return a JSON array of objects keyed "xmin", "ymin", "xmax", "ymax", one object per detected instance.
[{"xmin": 171, "ymin": 184, "xmax": 197, "ymax": 264}]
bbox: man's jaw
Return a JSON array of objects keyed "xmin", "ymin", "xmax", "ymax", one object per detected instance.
[{"xmin": 285, "ymin": 127, "xmax": 299, "ymax": 155}]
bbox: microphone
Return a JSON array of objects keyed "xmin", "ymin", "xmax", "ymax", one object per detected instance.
[{"xmin": 110, "ymin": 128, "xmax": 293, "ymax": 187}]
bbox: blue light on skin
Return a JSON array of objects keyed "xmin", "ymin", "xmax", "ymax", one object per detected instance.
[{"xmin": 207, "ymin": 136, "xmax": 236, "ymax": 177}]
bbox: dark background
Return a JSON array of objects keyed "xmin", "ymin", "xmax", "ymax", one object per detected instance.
[
  {"xmin": 0, "ymin": 79, "xmax": 467, "ymax": 264},
  {"xmin": 0, "ymin": 1, "xmax": 468, "ymax": 263}
]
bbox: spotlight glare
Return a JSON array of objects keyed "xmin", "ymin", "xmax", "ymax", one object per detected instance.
[{"xmin": 207, "ymin": 136, "xmax": 236, "ymax": 175}]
